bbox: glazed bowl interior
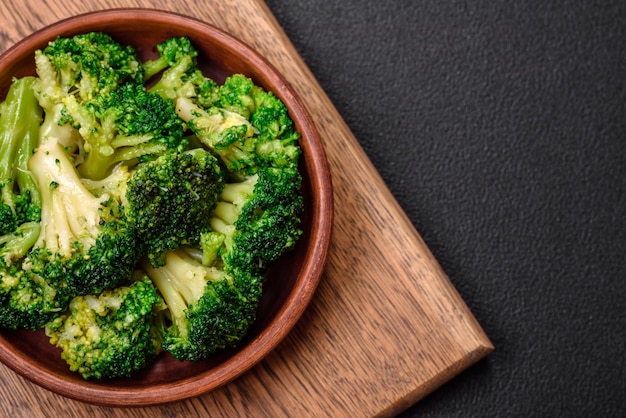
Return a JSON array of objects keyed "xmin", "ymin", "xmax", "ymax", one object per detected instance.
[{"xmin": 0, "ymin": 8, "xmax": 332, "ymax": 407}]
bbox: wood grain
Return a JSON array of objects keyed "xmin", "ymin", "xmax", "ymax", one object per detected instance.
[{"xmin": 0, "ymin": 1, "xmax": 493, "ymax": 417}]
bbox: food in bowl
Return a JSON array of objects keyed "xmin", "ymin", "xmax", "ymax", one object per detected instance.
[{"xmin": 0, "ymin": 32, "xmax": 304, "ymax": 381}]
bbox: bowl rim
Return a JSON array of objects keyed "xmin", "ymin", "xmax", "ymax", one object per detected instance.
[{"xmin": 0, "ymin": 7, "xmax": 333, "ymax": 407}]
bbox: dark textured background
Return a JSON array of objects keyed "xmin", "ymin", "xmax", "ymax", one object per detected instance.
[{"xmin": 265, "ymin": 1, "xmax": 626, "ymax": 417}]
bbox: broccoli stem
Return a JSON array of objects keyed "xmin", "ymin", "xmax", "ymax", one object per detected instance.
[
  {"xmin": 38, "ymin": 103, "xmax": 81, "ymax": 151},
  {"xmin": 0, "ymin": 77, "xmax": 42, "ymax": 211},
  {"xmin": 28, "ymin": 138, "xmax": 109, "ymax": 256},
  {"xmin": 210, "ymin": 175, "xmax": 257, "ymax": 231},
  {"xmin": 142, "ymin": 250, "xmax": 226, "ymax": 337},
  {"xmin": 220, "ymin": 175, "xmax": 257, "ymax": 206},
  {"xmin": 79, "ymin": 139, "xmax": 167, "ymax": 181},
  {"xmin": 141, "ymin": 255, "xmax": 189, "ymax": 338},
  {"xmin": 15, "ymin": 89, "xmax": 43, "ymax": 214},
  {"xmin": 78, "ymin": 144, "xmax": 118, "ymax": 181}
]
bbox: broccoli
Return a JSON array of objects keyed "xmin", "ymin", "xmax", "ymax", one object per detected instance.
[
  {"xmin": 33, "ymin": 32, "xmax": 143, "ymax": 108},
  {"xmin": 0, "ymin": 34, "xmax": 306, "ymax": 381},
  {"xmin": 219, "ymin": 74, "xmax": 301, "ymax": 167},
  {"xmin": 26, "ymin": 136, "xmax": 142, "ymax": 298},
  {"xmin": 32, "ymin": 32, "xmax": 185, "ymax": 180},
  {"xmin": 33, "ymin": 32, "xmax": 143, "ymax": 152},
  {"xmin": 0, "ymin": 221, "xmax": 40, "ymax": 266},
  {"xmin": 175, "ymin": 74, "xmax": 301, "ymax": 174},
  {"xmin": 143, "ymin": 36, "xmax": 198, "ymax": 81},
  {"xmin": 209, "ymin": 166, "xmax": 304, "ymax": 276},
  {"xmin": 125, "ymin": 148, "xmax": 225, "ymax": 267},
  {"xmin": 0, "ymin": 76, "xmax": 71, "ymax": 330},
  {"xmin": 141, "ymin": 248, "xmax": 262, "ymax": 361},
  {"xmin": 64, "ymin": 81, "xmax": 187, "ymax": 180},
  {"xmin": 0, "ymin": 258, "xmax": 71, "ymax": 330},
  {"xmin": 138, "ymin": 165, "xmax": 303, "ymax": 362},
  {"xmin": 143, "ymin": 36, "xmax": 219, "ymax": 108},
  {"xmin": 0, "ymin": 77, "xmax": 42, "ymax": 238},
  {"xmin": 176, "ymin": 98, "xmax": 256, "ymax": 173},
  {"xmin": 45, "ymin": 274, "xmax": 163, "ymax": 380}
]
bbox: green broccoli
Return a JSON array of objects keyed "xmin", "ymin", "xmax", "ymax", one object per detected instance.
[
  {"xmin": 125, "ymin": 148, "xmax": 225, "ymax": 267},
  {"xmin": 142, "ymin": 248, "xmax": 262, "ymax": 361},
  {"xmin": 33, "ymin": 32, "xmax": 142, "ymax": 108},
  {"xmin": 32, "ymin": 32, "xmax": 185, "ymax": 180},
  {"xmin": 0, "ymin": 258, "xmax": 71, "ymax": 330},
  {"xmin": 143, "ymin": 36, "xmax": 198, "ymax": 81},
  {"xmin": 175, "ymin": 74, "xmax": 301, "ymax": 174},
  {"xmin": 0, "ymin": 77, "xmax": 42, "ymax": 239},
  {"xmin": 45, "ymin": 274, "xmax": 163, "ymax": 380},
  {"xmin": 0, "ymin": 34, "xmax": 306, "ymax": 381},
  {"xmin": 138, "ymin": 165, "xmax": 303, "ymax": 362},
  {"xmin": 33, "ymin": 32, "xmax": 143, "ymax": 152},
  {"xmin": 143, "ymin": 36, "xmax": 219, "ymax": 108},
  {"xmin": 176, "ymin": 98, "xmax": 256, "ymax": 173},
  {"xmin": 63, "ymin": 81, "xmax": 187, "ymax": 180},
  {"xmin": 26, "ymin": 136, "xmax": 142, "ymax": 298},
  {"xmin": 0, "ymin": 221, "xmax": 40, "ymax": 266},
  {"xmin": 0, "ymin": 77, "xmax": 71, "ymax": 330},
  {"xmin": 209, "ymin": 166, "xmax": 304, "ymax": 276}
]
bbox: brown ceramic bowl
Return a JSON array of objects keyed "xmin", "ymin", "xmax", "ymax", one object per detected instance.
[{"xmin": 0, "ymin": 8, "xmax": 332, "ymax": 407}]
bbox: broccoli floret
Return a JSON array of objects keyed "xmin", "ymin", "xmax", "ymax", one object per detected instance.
[
  {"xmin": 209, "ymin": 166, "xmax": 304, "ymax": 276},
  {"xmin": 45, "ymin": 274, "xmax": 163, "ymax": 380},
  {"xmin": 221, "ymin": 75, "xmax": 301, "ymax": 169},
  {"xmin": 142, "ymin": 249, "xmax": 262, "ymax": 361},
  {"xmin": 0, "ymin": 256, "xmax": 71, "ymax": 330},
  {"xmin": 215, "ymin": 73, "xmax": 260, "ymax": 119},
  {"xmin": 219, "ymin": 74, "xmax": 301, "ymax": 168},
  {"xmin": 33, "ymin": 33, "xmax": 143, "ymax": 152},
  {"xmin": 175, "ymin": 76, "xmax": 301, "ymax": 174},
  {"xmin": 0, "ymin": 77, "xmax": 62, "ymax": 331},
  {"xmin": 125, "ymin": 148, "xmax": 225, "ymax": 267},
  {"xmin": 63, "ymin": 82, "xmax": 187, "ymax": 180},
  {"xmin": 143, "ymin": 36, "xmax": 220, "ymax": 108},
  {"xmin": 143, "ymin": 36, "xmax": 198, "ymax": 81},
  {"xmin": 0, "ymin": 77, "xmax": 42, "ymax": 238},
  {"xmin": 31, "ymin": 33, "xmax": 185, "ymax": 180},
  {"xmin": 34, "ymin": 32, "xmax": 142, "ymax": 108},
  {"xmin": 176, "ymin": 97, "xmax": 257, "ymax": 173},
  {"xmin": 26, "ymin": 137, "xmax": 142, "ymax": 297}
]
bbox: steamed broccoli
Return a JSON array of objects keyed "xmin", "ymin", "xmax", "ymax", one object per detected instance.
[
  {"xmin": 142, "ymin": 36, "xmax": 198, "ymax": 81},
  {"xmin": 33, "ymin": 32, "xmax": 143, "ymax": 152},
  {"xmin": 45, "ymin": 274, "xmax": 163, "ymax": 380},
  {"xmin": 125, "ymin": 148, "xmax": 225, "ymax": 267},
  {"xmin": 0, "ymin": 257, "xmax": 71, "ymax": 330},
  {"xmin": 175, "ymin": 74, "xmax": 301, "ymax": 174},
  {"xmin": 0, "ymin": 77, "xmax": 64, "ymax": 331},
  {"xmin": 143, "ymin": 36, "xmax": 219, "ymax": 108},
  {"xmin": 138, "ymin": 165, "xmax": 303, "ymax": 362},
  {"xmin": 33, "ymin": 32, "xmax": 142, "ymax": 109},
  {"xmin": 0, "ymin": 77, "xmax": 42, "ymax": 239},
  {"xmin": 176, "ymin": 98, "xmax": 256, "ymax": 173},
  {"xmin": 27, "ymin": 137, "xmax": 142, "ymax": 298},
  {"xmin": 142, "ymin": 248, "xmax": 262, "ymax": 361},
  {"xmin": 64, "ymin": 81, "xmax": 187, "ymax": 180},
  {"xmin": 0, "ymin": 34, "xmax": 306, "ymax": 381},
  {"xmin": 209, "ymin": 166, "xmax": 303, "ymax": 276},
  {"xmin": 32, "ymin": 32, "xmax": 186, "ymax": 180}
]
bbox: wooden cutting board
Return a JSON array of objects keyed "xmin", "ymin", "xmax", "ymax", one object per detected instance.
[{"xmin": 0, "ymin": 1, "xmax": 493, "ymax": 417}]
